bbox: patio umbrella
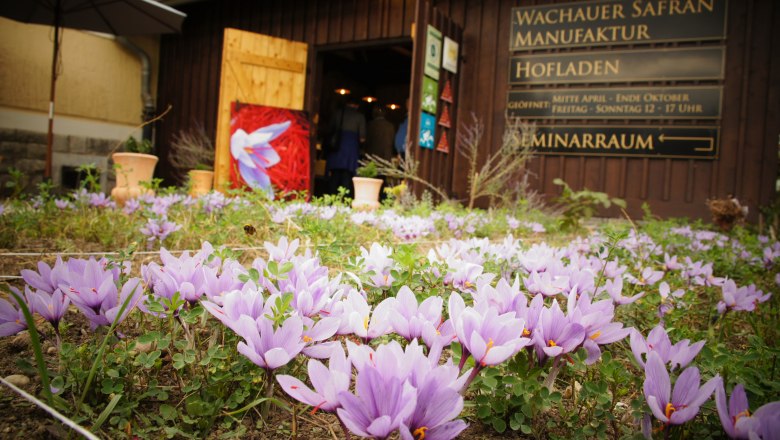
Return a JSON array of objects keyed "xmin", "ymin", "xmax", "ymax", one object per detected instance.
[{"xmin": 0, "ymin": 0, "xmax": 186, "ymax": 178}]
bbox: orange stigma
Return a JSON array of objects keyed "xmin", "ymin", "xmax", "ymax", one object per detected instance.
[
  {"xmin": 548, "ymin": 339, "xmax": 557, "ymax": 347},
  {"xmin": 665, "ymin": 402, "xmax": 676, "ymax": 419},
  {"xmin": 589, "ymin": 331, "xmax": 601, "ymax": 340},
  {"xmin": 734, "ymin": 410, "xmax": 750, "ymax": 423},
  {"xmin": 413, "ymin": 426, "xmax": 429, "ymax": 440},
  {"xmin": 302, "ymin": 335, "xmax": 313, "ymax": 343},
  {"xmin": 522, "ymin": 328, "xmax": 531, "ymax": 337},
  {"xmin": 479, "ymin": 338, "xmax": 495, "ymax": 366}
]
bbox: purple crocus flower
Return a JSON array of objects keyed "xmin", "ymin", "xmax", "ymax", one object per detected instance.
[
  {"xmin": 396, "ymin": 341, "xmax": 469, "ymax": 440},
  {"xmin": 139, "ymin": 218, "xmax": 181, "ymax": 249},
  {"xmin": 122, "ymin": 198, "xmax": 141, "ymax": 215},
  {"xmin": 142, "ymin": 248, "xmax": 207, "ymax": 310},
  {"xmin": 88, "ymin": 192, "xmax": 115, "ymax": 208},
  {"xmin": 399, "ymin": 378, "xmax": 468, "ymax": 440},
  {"xmin": 449, "ymin": 292, "xmax": 530, "ymax": 368},
  {"xmin": 630, "ymin": 325, "xmax": 704, "ymax": 370},
  {"xmin": 59, "ymin": 258, "xmax": 141, "ymax": 328},
  {"xmin": 627, "ymin": 267, "xmax": 664, "ymax": 287},
  {"xmin": 716, "ymin": 383, "xmax": 760, "ymax": 439},
  {"xmin": 337, "ymin": 365, "xmax": 417, "ymax": 440},
  {"xmin": 277, "ymin": 345, "xmax": 351, "ymax": 413},
  {"xmin": 360, "ymin": 243, "xmax": 396, "ymax": 288},
  {"xmin": 512, "ymin": 293, "xmax": 544, "ymax": 341},
  {"xmin": 471, "ymin": 277, "xmax": 523, "ymax": 316},
  {"xmin": 230, "ymin": 122, "xmax": 290, "ymax": 197},
  {"xmin": 21, "ymin": 258, "xmax": 67, "ymax": 295},
  {"xmin": 532, "ymin": 300, "xmax": 585, "ymax": 361},
  {"xmin": 644, "ymin": 351, "xmax": 720, "ymax": 427},
  {"xmin": 389, "ymin": 286, "xmax": 443, "ymax": 342},
  {"xmin": 232, "ymin": 314, "xmax": 306, "ymax": 370},
  {"xmin": 202, "ymin": 284, "xmax": 268, "ymax": 333},
  {"xmin": 54, "ymin": 199, "xmax": 72, "ymax": 210},
  {"xmin": 445, "ymin": 260, "xmax": 484, "ymax": 293},
  {"xmin": 0, "ymin": 296, "xmax": 27, "ymax": 337},
  {"xmin": 717, "ymin": 280, "xmax": 772, "ymax": 315},
  {"xmin": 603, "ymin": 277, "xmax": 644, "ymax": 305},
  {"xmin": 25, "ymin": 286, "xmax": 70, "ymax": 334},
  {"xmin": 263, "ymin": 254, "xmax": 336, "ymax": 318},
  {"xmin": 64, "ymin": 272, "xmax": 143, "ymax": 329},
  {"xmin": 300, "ymin": 315, "xmax": 340, "ymax": 359},
  {"xmin": 200, "ymin": 261, "xmax": 245, "ymax": 303},
  {"xmin": 342, "ymin": 290, "xmax": 395, "ymax": 341},
  {"xmin": 524, "ymin": 270, "xmax": 569, "ymax": 298}
]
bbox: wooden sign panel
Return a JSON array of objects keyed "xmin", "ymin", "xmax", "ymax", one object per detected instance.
[
  {"xmin": 509, "ymin": 47, "xmax": 725, "ymax": 85},
  {"xmin": 530, "ymin": 125, "xmax": 719, "ymax": 159},
  {"xmin": 507, "ymin": 86, "xmax": 722, "ymax": 119},
  {"xmin": 511, "ymin": 0, "xmax": 728, "ymax": 51}
]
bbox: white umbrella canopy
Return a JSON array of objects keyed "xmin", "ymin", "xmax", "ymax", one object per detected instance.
[{"xmin": 0, "ymin": 0, "xmax": 187, "ymax": 178}]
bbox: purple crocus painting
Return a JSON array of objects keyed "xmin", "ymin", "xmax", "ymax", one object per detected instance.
[{"xmin": 229, "ymin": 103, "xmax": 310, "ymax": 199}]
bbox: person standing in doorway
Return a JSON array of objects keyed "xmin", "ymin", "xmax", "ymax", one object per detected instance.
[
  {"xmin": 326, "ymin": 98, "xmax": 366, "ymax": 196},
  {"xmin": 366, "ymin": 106, "xmax": 395, "ymax": 162},
  {"xmin": 394, "ymin": 97, "xmax": 410, "ymax": 159}
]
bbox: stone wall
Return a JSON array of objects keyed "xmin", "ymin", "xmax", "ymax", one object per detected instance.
[{"xmin": 0, "ymin": 129, "xmax": 116, "ymax": 196}]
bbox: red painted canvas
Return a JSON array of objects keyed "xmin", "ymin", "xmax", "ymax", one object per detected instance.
[{"xmin": 229, "ymin": 102, "xmax": 310, "ymax": 199}]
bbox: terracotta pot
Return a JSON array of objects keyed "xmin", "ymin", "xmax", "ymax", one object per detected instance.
[
  {"xmin": 188, "ymin": 169, "xmax": 214, "ymax": 196},
  {"xmin": 110, "ymin": 152, "xmax": 158, "ymax": 206},
  {"xmin": 352, "ymin": 177, "xmax": 383, "ymax": 210}
]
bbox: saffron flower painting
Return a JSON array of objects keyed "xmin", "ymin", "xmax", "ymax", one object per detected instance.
[{"xmin": 229, "ymin": 103, "xmax": 310, "ymax": 199}]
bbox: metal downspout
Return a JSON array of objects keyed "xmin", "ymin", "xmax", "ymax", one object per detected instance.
[{"xmin": 115, "ymin": 36, "xmax": 155, "ymax": 143}]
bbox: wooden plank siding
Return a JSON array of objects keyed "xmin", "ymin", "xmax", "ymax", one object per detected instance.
[{"xmin": 156, "ymin": 0, "xmax": 779, "ymax": 221}]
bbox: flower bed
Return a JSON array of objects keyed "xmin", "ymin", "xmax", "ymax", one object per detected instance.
[{"xmin": 0, "ymin": 189, "xmax": 778, "ymax": 439}]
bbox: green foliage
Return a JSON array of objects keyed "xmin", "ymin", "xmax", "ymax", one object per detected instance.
[
  {"xmin": 1, "ymin": 173, "xmax": 778, "ymax": 439},
  {"xmin": 77, "ymin": 163, "xmax": 102, "ymax": 192},
  {"xmin": 356, "ymin": 160, "xmax": 379, "ymax": 178},
  {"xmin": 4, "ymin": 167, "xmax": 28, "ymax": 198},
  {"xmin": 553, "ymin": 178, "xmax": 627, "ymax": 231},
  {"xmin": 123, "ymin": 136, "xmax": 154, "ymax": 155}
]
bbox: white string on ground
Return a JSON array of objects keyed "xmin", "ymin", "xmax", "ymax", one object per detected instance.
[
  {"xmin": 0, "ymin": 237, "xmax": 522, "ymax": 259},
  {"xmin": 0, "ymin": 377, "xmax": 102, "ymax": 440}
]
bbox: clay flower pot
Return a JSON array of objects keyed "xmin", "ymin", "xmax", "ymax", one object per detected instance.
[
  {"xmin": 352, "ymin": 177, "xmax": 383, "ymax": 210},
  {"xmin": 188, "ymin": 169, "xmax": 214, "ymax": 196},
  {"xmin": 111, "ymin": 152, "xmax": 158, "ymax": 206}
]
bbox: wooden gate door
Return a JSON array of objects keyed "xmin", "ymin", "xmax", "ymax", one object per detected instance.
[
  {"xmin": 408, "ymin": 1, "xmax": 463, "ymax": 199},
  {"xmin": 214, "ymin": 28, "xmax": 308, "ymax": 191}
]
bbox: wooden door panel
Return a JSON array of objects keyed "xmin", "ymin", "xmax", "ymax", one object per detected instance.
[{"xmin": 214, "ymin": 28, "xmax": 307, "ymax": 190}]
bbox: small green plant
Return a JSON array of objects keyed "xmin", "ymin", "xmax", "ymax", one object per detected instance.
[
  {"xmin": 4, "ymin": 167, "xmax": 28, "ymax": 198},
  {"xmin": 76, "ymin": 163, "xmax": 102, "ymax": 192},
  {"xmin": 553, "ymin": 178, "xmax": 626, "ymax": 231},
  {"xmin": 123, "ymin": 136, "xmax": 154, "ymax": 155},
  {"xmin": 356, "ymin": 161, "xmax": 379, "ymax": 178}
]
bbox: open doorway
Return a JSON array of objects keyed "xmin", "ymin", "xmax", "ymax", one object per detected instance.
[{"xmin": 312, "ymin": 40, "xmax": 413, "ymax": 197}]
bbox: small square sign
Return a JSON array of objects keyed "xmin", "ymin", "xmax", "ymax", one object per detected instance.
[{"xmin": 419, "ymin": 112, "xmax": 436, "ymax": 149}]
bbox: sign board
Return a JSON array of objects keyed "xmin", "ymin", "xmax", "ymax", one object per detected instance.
[
  {"xmin": 510, "ymin": 0, "xmax": 728, "ymax": 51},
  {"xmin": 424, "ymin": 25, "xmax": 442, "ymax": 79},
  {"xmin": 442, "ymin": 37, "xmax": 459, "ymax": 73},
  {"xmin": 422, "ymin": 76, "xmax": 438, "ymax": 114},
  {"xmin": 419, "ymin": 112, "xmax": 436, "ymax": 149},
  {"xmin": 529, "ymin": 125, "xmax": 719, "ymax": 159},
  {"xmin": 508, "ymin": 86, "xmax": 722, "ymax": 119},
  {"xmin": 509, "ymin": 47, "xmax": 725, "ymax": 85}
]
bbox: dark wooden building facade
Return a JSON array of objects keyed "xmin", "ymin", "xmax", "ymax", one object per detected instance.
[{"xmin": 156, "ymin": 0, "xmax": 779, "ymax": 221}]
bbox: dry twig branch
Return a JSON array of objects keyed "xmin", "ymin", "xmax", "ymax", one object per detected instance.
[
  {"xmin": 456, "ymin": 114, "xmax": 537, "ymax": 209},
  {"xmin": 360, "ymin": 145, "xmax": 450, "ymax": 202}
]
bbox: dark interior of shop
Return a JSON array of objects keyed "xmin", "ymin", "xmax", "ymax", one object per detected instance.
[{"xmin": 314, "ymin": 42, "xmax": 412, "ymax": 195}]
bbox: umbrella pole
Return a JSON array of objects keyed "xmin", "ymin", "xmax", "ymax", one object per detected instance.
[{"xmin": 45, "ymin": 2, "xmax": 62, "ymax": 180}]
